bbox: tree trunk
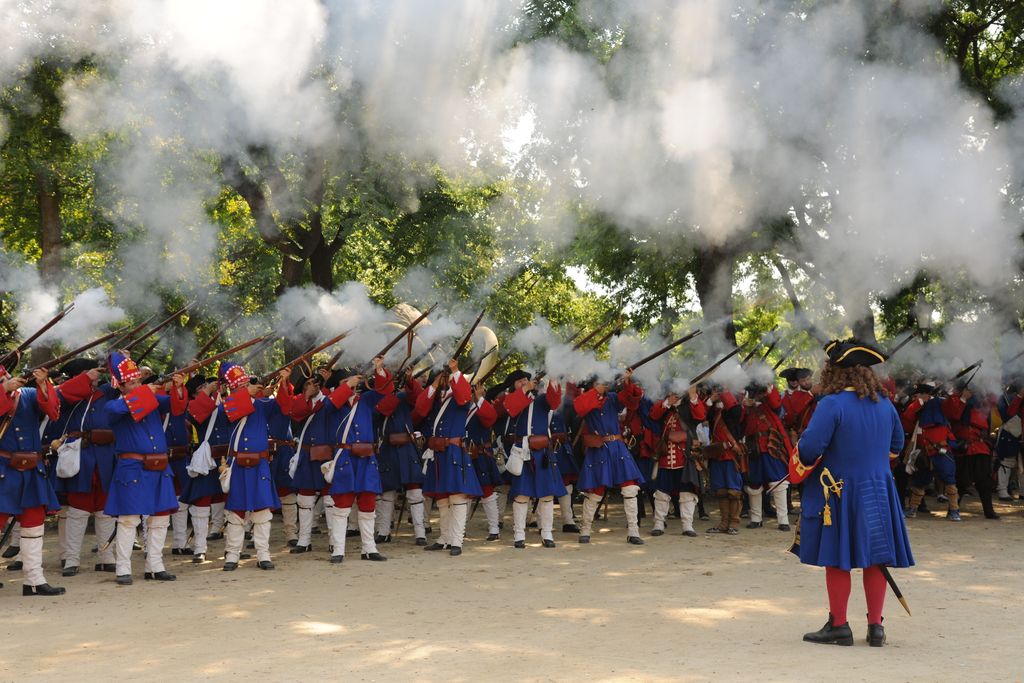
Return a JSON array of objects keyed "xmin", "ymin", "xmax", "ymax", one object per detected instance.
[
  {"xmin": 694, "ymin": 245, "xmax": 736, "ymax": 345},
  {"xmin": 35, "ymin": 170, "xmax": 63, "ymax": 288}
]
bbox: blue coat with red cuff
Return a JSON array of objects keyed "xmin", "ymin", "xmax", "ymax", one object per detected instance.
[
  {"xmin": 573, "ymin": 383, "xmax": 645, "ymax": 491},
  {"xmin": 55, "ymin": 372, "xmax": 120, "ymax": 495},
  {"xmin": 326, "ymin": 373, "xmax": 392, "ymax": 497},
  {"xmin": 415, "ymin": 372, "xmax": 482, "ymax": 497},
  {"xmin": 504, "ymin": 384, "xmax": 566, "ymax": 499},
  {"xmin": 179, "ymin": 391, "xmax": 233, "ymax": 503},
  {"xmin": 795, "ymin": 390, "xmax": 912, "ymax": 570},
  {"xmin": 0, "ymin": 385, "xmax": 61, "ymax": 514},
  {"xmin": 374, "ymin": 377, "xmax": 424, "ymax": 490},
  {"xmin": 222, "ymin": 389, "xmax": 282, "ymax": 512},
  {"xmin": 103, "ymin": 386, "xmax": 186, "ymax": 516}
]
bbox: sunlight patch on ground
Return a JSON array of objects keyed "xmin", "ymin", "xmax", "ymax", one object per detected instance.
[
  {"xmin": 290, "ymin": 621, "xmax": 346, "ymax": 635},
  {"xmin": 538, "ymin": 607, "xmax": 611, "ymax": 626},
  {"xmin": 662, "ymin": 597, "xmax": 790, "ymax": 624}
]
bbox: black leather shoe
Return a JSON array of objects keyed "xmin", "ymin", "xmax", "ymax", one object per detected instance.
[
  {"xmin": 682, "ymin": 530, "xmax": 698, "ymax": 537},
  {"xmin": 329, "ymin": 555, "xmax": 344, "ymax": 564},
  {"xmin": 650, "ymin": 529, "xmax": 664, "ymax": 537},
  {"xmin": 62, "ymin": 565, "xmax": 79, "ymax": 577},
  {"xmin": 375, "ymin": 534, "xmax": 392, "ymax": 544},
  {"xmin": 287, "ymin": 539, "xmax": 298, "ymax": 547},
  {"xmin": 1, "ymin": 545, "xmax": 18, "ymax": 559},
  {"xmin": 346, "ymin": 529, "xmax": 359, "ymax": 537},
  {"xmin": 222, "ymin": 562, "xmax": 238, "ymax": 572},
  {"xmin": 449, "ymin": 546, "xmax": 462, "ymax": 556},
  {"xmin": 207, "ymin": 532, "xmax": 224, "ymax": 541},
  {"xmin": 626, "ymin": 536, "xmax": 644, "ymax": 545},
  {"xmin": 289, "ymin": 545, "xmax": 312, "ymax": 554},
  {"xmin": 514, "ymin": 540, "xmax": 526, "ymax": 549},
  {"xmin": 542, "ymin": 539, "xmax": 556, "ymax": 548},
  {"xmin": 746, "ymin": 521, "xmax": 763, "ymax": 529},
  {"xmin": 144, "ymin": 571, "xmax": 176, "ymax": 581},
  {"xmin": 803, "ymin": 615, "xmax": 853, "ymax": 646},
  {"xmin": 239, "ymin": 553, "xmax": 252, "ymax": 560},
  {"xmin": 424, "ymin": 525, "xmax": 433, "ymax": 534},
  {"xmin": 424, "ymin": 543, "xmax": 448, "ymax": 551},
  {"xmin": 192, "ymin": 553, "xmax": 206, "ymax": 564},
  {"xmin": 171, "ymin": 548, "xmax": 194, "ymax": 556},
  {"xmin": 867, "ymin": 621, "xmax": 886, "ymax": 647},
  {"xmin": 578, "ymin": 535, "xmax": 590, "ymax": 544},
  {"xmin": 778, "ymin": 524, "xmax": 791, "ymax": 532},
  {"xmin": 984, "ymin": 512, "xmax": 1000, "ymax": 520},
  {"xmin": 562, "ymin": 523, "xmax": 579, "ymax": 533},
  {"xmin": 415, "ymin": 537, "xmax": 427, "ymax": 546},
  {"xmin": 94, "ymin": 563, "xmax": 116, "ymax": 572},
  {"xmin": 486, "ymin": 533, "xmax": 499, "ymax": 542},
  {"xmin": 115, "ymin": 574, "xmax": 133, "ymax": 586},
  {"xmin": 257, "ymin": 560, "xmax": 274, "ymax": 570},
  {"xmin": 6, "ymin": 561, "xmax": 23, "ymax": 571},
  {"xmin": 361, "ymin": 552, "xmax": 387, "ymax": 561},
  {"xmin": 23, "ymin": 583, "xmax": 66, "ymax": 596}
]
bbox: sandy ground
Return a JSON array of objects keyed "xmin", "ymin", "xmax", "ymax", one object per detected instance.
[{"xmin": 1, "ymin": 494, "xmax": 1022, "ymax": 683}]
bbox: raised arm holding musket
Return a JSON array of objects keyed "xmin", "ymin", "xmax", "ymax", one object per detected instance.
[
  {"xmin": 647, "ymin": 383, "xmax": 707, "ymax": 537},
  {"xmin": 101, "ymin": 352, "xmax": 187, "ymax": 586},
  {"xmin": 572, "ymin": 368, "xmax": 646, "ymax": 545},
  {"xmin": 739, "ymin": 379, "xmax": 793, "ymax": 531},
  {"xmin": 414, "ymin": 358, "xmax": 479, "ymax": 555},
  {"xmin": 0, "ymin": 361, "xmax": 63, "ymax": 596},
  {"xmin": 501, "ymin": 370, "xmax": 565, "ymax": 548}
]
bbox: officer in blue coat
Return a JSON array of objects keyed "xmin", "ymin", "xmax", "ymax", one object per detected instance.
[{"xmin": 793, "ymin": 340, "xmax": 913, "ymax": 648}]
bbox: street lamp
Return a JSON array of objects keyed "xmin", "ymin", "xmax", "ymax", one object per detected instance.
[{"xmin": 915, "ymin": 296, "xmax": 934, "ymax": 341}]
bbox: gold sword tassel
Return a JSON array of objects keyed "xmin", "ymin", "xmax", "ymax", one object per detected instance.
[{"xmin": 820, "ymin": 467, "xmax": 843, "ymax": 527}]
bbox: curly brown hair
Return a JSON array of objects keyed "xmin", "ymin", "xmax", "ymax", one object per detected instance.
[{"xmin": 819, "ymin": 364, "xmax": 885, "ymax": 402}]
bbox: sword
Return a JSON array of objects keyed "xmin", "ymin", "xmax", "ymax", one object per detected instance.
[{"xmin": 880, "ymin": 565, "xmax": 911, "ymax": 616}]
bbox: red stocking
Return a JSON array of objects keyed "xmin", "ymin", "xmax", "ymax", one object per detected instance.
[
  {"xmin": 863, "ymin": 565, "xmax": 887, "ymax": 625},
  {"xmin": 825, "ymin": 566, "xmax": 851, "ymax": 626}
]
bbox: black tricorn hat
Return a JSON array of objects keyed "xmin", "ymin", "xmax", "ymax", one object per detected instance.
[
  {"xmin": 59, "ymin": 357, "xmax": 100, "ymax": 379},
  {"xmin": 824, "ymin": 339, "xmax": 886, "ymax": 368},
  {"xmin": 779, "ymin": 367, "xmax": 812, "ymax": 383},
  {"xmin": 911, "ymin": 382, "xmax": 938, "ymax": 396},
  {"xmin": 502, "ymin": 369, "xmax": 532, "ymax": 393},
  {"xmin": 484, "ymin": 384, "xmax": 506, "ymax": 402}
]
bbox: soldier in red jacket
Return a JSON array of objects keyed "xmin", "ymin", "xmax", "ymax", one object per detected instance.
[
  {"xmin": 942, "ymin": 387, "xmax": 999, "ymax": 519},
  {"xmin": 647, "ymin": 384, "xmax": 706, "ymax": 537}
]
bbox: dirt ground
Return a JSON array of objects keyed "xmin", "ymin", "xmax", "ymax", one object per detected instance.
[{"xmin": 1, "ymin": 494, "xmax": 1022, "ymax": 683}]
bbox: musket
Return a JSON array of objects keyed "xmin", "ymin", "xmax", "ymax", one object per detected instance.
[
  {"xmin": 195, "ymin": 312, "xmax": 242, "ymax": 358},
  {"xmin": 572, "ymin": 320, "xmax": 615, "ymax": 351},
  {"xmin": 453, "ymin": 308, "xmax": 487, "ymax": 360},
  {"xmin": 362, "ymin": 303, "xmax": 438, "ymax": 373},
  {"xmin": 468, "ymin": 345, "xmax": 498, "ymax": 380},
  {"xmin": 239, "ymin": 335, "xmax": 282, "ymax": 367},
  {"xmin": 589, "ymin": 324, "xmax": 623, "ymax": 351},
  {"xmin": 740, "ymin": 326, "xmax": 778, "ymax": 366},
  {"xmin": 0, "ymin": 303, "xmax": 75, "ymax": 369},
  {"xmin": 952, "ymin": 360, "xmax": 983, "ymax": 391},
  {"xmin": 0, "ymin": 518, "xmax": 15, "ymax": 551},
  {"xmin": 476, "ymin": 349, "xmax": 515, "ymax": 386},
  {"xmin": 627, "ymin": 329, "xmax": 703, "ymax": 372},
  {"xmin": 263, "ymin": 331, "xmax": 352, "ymax": 383},
  {"xmin": 23, "ymin": 329, "xmax": 124, "ymax": 376},
  {"xmin": 886, "ymin": 330, "xmax": 919, "ymax": 359},
  {"xmin": 155, "ymin": 335, "xmax": 268, "ymax": 383},
  {"xmin": 771, "ymin": 345, "xmax": 794, "ymax": 371},
  {"xmin": 396, "ymin": 342, "xmax": 442, "ymax": 378},
  {"xmin": 687, "ymin": 345, "xmax": 745, "ymax": 389},
  {"xmin": 133, "ymin": 336, "xmax": 162, "ymax": 364},
  {"xmin": 123, "ymin": 301, "xmax": 196, "ymax": 352},
  {"xmin": 106, "ymin": 314, "xmax": 159, "ymax": 350},
  {"xmin": 759, "ymin": 339, "xmax": 779, "ymax": 362}
]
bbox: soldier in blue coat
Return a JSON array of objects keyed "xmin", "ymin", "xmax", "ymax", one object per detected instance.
[
  {"xmin": 217, "ymin": 363, "xmax": 289, "ymax": 571},
  {"xmin": 374, "ymin": 370, "xmax": 429, "ymax": 544},
  {"xmin": 501, "ymin": 371, "xmax": 566, "ymax": 549},
  {"xmin": 182, "ymin": 376, "xmax": 233, "ymax": 563},
  {"xmin": 414, "ymin": 360, "xmax": 481, "ymax": 556},
  {"xmin": 0, "ymin": 362, "xmax": 63, "ymax": 595},
  {"xmin": 102, "ymin": 352, "xmax": 186, "ymax": 585},
  {"xmin": 572, "ymin": 369, "xmax": 646, "ymax": 545},
  {"xmin": 794, "ymin": 340, "xmax": 913, "ymax": 648},
  {"xmin": 54, "ymin": 360, "xmax": 120, "ymax": 575}
]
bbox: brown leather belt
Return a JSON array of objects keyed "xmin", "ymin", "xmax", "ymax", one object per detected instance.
[
  {"xmin": 211, "ymin": 444, "xmax": 229, "ymax": 458},
  {"xmin": 118, "ymin": 452, "xmax": 169, "ymax": 471},
  {"xmin": 268, "ymin": 438, "xmax": 295, "ymax": 454},
  {"xmin": 339, "ymin": 442, "xmax": 377, "ymax": 457},
  {"xmin": 0, "ymin": 450, "xmax": 40, "ymax": 472},
  {"xmin": 468, "ymin": 443, "xmax": 492, "ymax": 459},
  {"xmin": 427, "ymin": 436, "xmax": 462, "ymax": 451},
  {"xmin": 387, "ymin": 433, "xmax": 414, "ymax": 446},
  {"xmin": 168, "ymin": 446, "xmax": 190, "ymax": 460},
  {"xmin": 527, "ymin": 435, "xmax": 550, "ymax": 450},
  {"xmin": 65, "ymin": 429, "xmax": 115, "ymax": 446},
  {"xmin": 234, "ymin": 450, "xmax": 270, "ymax": 467},
  {"xmin": 551, "ymin": 432, "xmax": 568, "ymax": 446},
  {"xmin": 303, "ymin": 444, "xmax": 337, "ymax": 462},
  {"xmin": 582, "ymin": 433, "xmax": 623, "ymax": 449}
]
